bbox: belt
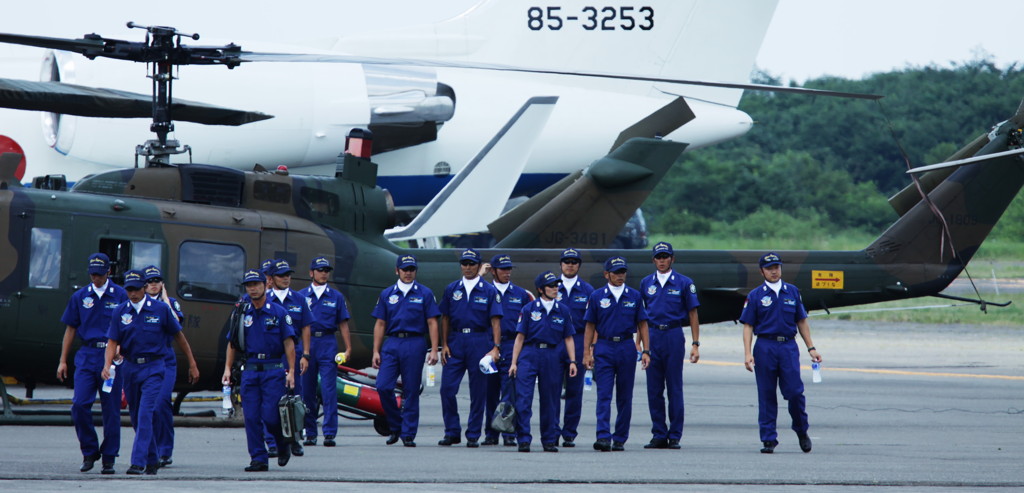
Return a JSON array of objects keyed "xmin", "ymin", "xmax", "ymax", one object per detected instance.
[
  {"xmin": 458, "ymin": 328, "xmax": 486, "ymax": 334},
  {"xmin": 653, "ymin": 324, "xmax": 680, "ymax": 331},
  {"xmin": 757, "ymin": 334, "xmax": 794, "ymax": 342},
  {"xmin": 246, "ymin": 353, "xmax": 282, "ymax": 360},
  {"xmin": 312, "ymin": 331, "xmax": 335, "ymax": 337},
  {"xmin": 129, "ymin": 355, "xmax": 161, "ymax": 364},
  {"xmin": 245, "ymin": 362, "xmax": 284, "ymax": 372},
  {"xmin": 86, "ymin": 341, "xmax": 108, "ymax": 348},
  {"xmin": 390, "ymin": 332, "xmax": 417, "ymax": 338},
  {"xmin": 598, "ymin": 335, "xmax": 632, "ymax": 342},
  {"xmin": 531, "ymin": 342, "xmax": 556, "ymax": 349}
]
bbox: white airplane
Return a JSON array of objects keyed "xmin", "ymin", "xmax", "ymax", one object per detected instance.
[{"xmin": 0, "ymin": 0, "xmax": 787, "ymax": 211}]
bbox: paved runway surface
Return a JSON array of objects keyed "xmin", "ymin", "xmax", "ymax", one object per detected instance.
[{"xmin": 1, "ymin": 320, "xmax": 1021, "ymax": 492}]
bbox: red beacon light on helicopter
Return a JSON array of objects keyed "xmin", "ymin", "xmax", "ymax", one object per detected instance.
[{"xmin": 345, "ymin": 128, "xmax": 373, "ymax": 159}]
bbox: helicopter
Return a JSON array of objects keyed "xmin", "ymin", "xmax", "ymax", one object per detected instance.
[{"xmin": 0, "ymin": 23, "xmax": 1019, "ymax": 410}]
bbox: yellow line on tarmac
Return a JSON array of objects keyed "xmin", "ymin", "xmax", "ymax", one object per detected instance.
[{"xmin": 698, "ymin": 360, "xmax": 1024, "ymax": 381}]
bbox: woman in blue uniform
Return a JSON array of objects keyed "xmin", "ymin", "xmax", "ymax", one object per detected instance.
[
  {"xmin": 508, "ymin": 271, "xmax": 577, "ymax": 453},
  {"xmin": 142, "ymin": 265, "xmax": 184, "ymax": 467}
]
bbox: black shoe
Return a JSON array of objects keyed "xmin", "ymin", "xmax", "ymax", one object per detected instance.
[
  {"xmin": 611, "ymin": 441, "xmax": 625, "ymax": 451},
  {"xmin": 244, "ymin": 461, "xmax": 269, "ymax": 472},
  {"xmin": 503, "ymin": 437, "xmax": 517, "ymax": 447},
  {"xmin": 386, "ymin": 432, "xmax": 400, "ymax": 445},
  {"xmin": 402, "ymin": 438, "xmax": 416, "ymax": 447},
  {"xmin": 667, "ymin": 439, "xmax": 681, "ymax": 450},
  {"xmin": 323, "ymin": 435, "xmax": 336, "ymax": 447},
  {"xmin": 303, "ymin": 437, "xmax": 317, "ymax": 446},
  {"xmin": 542, "ymin": 443, "xmax": 558, "ymax": 452},
  {"xmin": 278, "ymin": 442, "xmax": 291, "ymax": 467},
  {"xmin": 481, "ymin": 436, "xmax": 499, "ymax": 446},
  {"xmin": 466, "ymin": 439, "xmax": 479, "ymax": 448},
  {"xmin": 437, "ymin": 435, "xmax": 461, "ymax": 446},
  {"xmin": 798, "ymin": 433, "xmax": 813, "ymax": 453},
  {"xmin": 518, "ymin": 442, "xmax": 531, "ymax": 453},
  {"xmin": 267, "ymin": 447, "xmax": 278, "ymax": 458},
  {"xmin": 100, "ymin": 463, "xmax": 115, "ymax": 475},
  {"xmin": 290, "ymin": 442, "xmax": 304, "ymax": 457},
  {"xmin": 562, "ymin": 438, "xmax": 575, "ymax": 448},
  {"xmin": 80, "ymin": 452, "xmax": 100, "ymax": 472},
  {"xmin": 644, "ymin": 438, "xmax": 669, "ymax": 449},
  {"xmin": 760, "ymin": 440, "xmax": 778, "ymax": 454},
  {"xmin": 144, "ymin": 464, "xmax": 158, "ymax": 475},
  {"xmin": 125, "ymin": 465, "xmax": 145, "ymax": 475},
  {"xmin": 593, "ymin": 439, "xmax": 611, "ymax": 452},
  {"xmin": 158, "ymin": 456, "xmax": 172, "ymax": 467}
]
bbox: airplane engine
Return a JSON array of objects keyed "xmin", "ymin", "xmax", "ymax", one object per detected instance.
[{"xmin": 363, "ymin": 65, "xmax": 455, "ymax": 154}]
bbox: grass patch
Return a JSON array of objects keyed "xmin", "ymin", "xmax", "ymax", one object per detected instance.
[{"xmin": 811, "ymin": 292, "xmax": 1023, "ymax": 326}]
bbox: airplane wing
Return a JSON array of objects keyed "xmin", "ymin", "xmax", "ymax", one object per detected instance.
[{"xmin": 384, "ymin": 96, "xmax": 557, "ymax": 241}]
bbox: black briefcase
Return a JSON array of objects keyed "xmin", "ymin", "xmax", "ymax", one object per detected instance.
[{"xmin": 278, "ymin": 392, "xmax": 307, "ymax": 443}]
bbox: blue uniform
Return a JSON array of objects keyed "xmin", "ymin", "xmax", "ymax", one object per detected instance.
[
  {"xmin": 298, "ymin": 284, "xmax": 350, "ymax": 440},
  {"xmin": 264, "ymin": 289, "xmax": 313, "ymax": 446},
  {"xmin": 60, "ymin": 282, "xmax": 128, "ymax": 464},
  {"xmin": 556, "ymin": 277, "xmax": 594, "ymax": 442},
  {"xmin": 739, "ymin": 282, "xmax": 810, "ymax": 443},
  {"xmin": 227, "ymin": 301, "xmax": 298, "ymax": 464},
  {"xmin": 485, "ymin": 282, "xmax": 532, "ymax": 442},
  {"xmin": 371, "ymin": 281, "xmax": 441, "ymax": 440},
  {"xmin": 639, "ymin": 270, "xmax": 700, "ymax": 442},
  {"xmin": 150, "ymin": 295, "xmax": 184, "ymax": 462},
  {"xmin": 438, "ymin": 278, "xmax": 503, "ymax": 442},
  {"xmin": 513, "ymin": 299, "xmax": 575, "ymax": 446},
  {"xmin": 107, "ymin": 298, "xmax": 182, "ymax": 469},
  {"xmin": 583, "ymin": 285, "xmax": 648, "ymax": 444}
]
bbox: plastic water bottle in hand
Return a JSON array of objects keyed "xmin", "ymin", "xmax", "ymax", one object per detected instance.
[
  {"xmin": 101, "ymin": 365, "xmax": 116, "ymax": 393},
  {"xmin": 426, "ymin": 364, "xmax": 436, "ymax": 387},
  {"xmin": 222, "ymin": 385, "xmax": 233, "ymax": 415},
  {"xmin": 584, "ymin": 369, "xmax": 593, "ymax": 391},
  {"xmin": 811, "ymin": 361, "xmax": 822, "ymax": 383}
]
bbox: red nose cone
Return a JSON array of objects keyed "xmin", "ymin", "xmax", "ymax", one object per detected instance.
[{"xmin": 0, "ymin": 135, "xmax": 26, "ymax": 180}]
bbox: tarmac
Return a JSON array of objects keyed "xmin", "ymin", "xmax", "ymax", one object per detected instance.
[{"xmin": 1, "ymin": 319, "xmax": 1021, "ymax": 492}]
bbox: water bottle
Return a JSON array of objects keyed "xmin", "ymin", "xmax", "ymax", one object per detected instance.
[
  {"xmin": 101, "ymin": 364, "xmax": 116, "ymax": 393},
  {"xmin": 811, "ymin": 361, "xmax": 822, "ymax": 383},
  {"xmin": 584, "ymin": 369, "xmax": 593, "ymax": 391},
  {"xmin": 426, "ymin": 365, "xmax": 436, "ymax": 387},
  {"xmin": 335, "ymin": 352, "xmax": 347, "ymax": 365},
  {"xmin": 222, "ymin": 385, "xmax": 233, "ymax": 415}
]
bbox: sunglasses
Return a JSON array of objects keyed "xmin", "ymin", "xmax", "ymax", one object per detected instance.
[
  {"xmin": 561, "ymin": 259, "xmax": 580, "ymax": 265},
  {"xmin": 146, "ymin": 279, "xmax": 162, "ymax": 284},
  {"xmin": 654, "ymin": 254, "xmax": 672, "ymax": 260},
  {"xmin": 125, "ymin": 286, "xmax": 143, "ymax": 292},
  {"xmin": 460, "ymin": 261, "xmax": 479, "ymax": 266},
  {"xmin": 544, "ymin": 283, "xmax": 560, "ymax": 289},
  {"xmin": 314, "ymin": 268, "xmax": 332, "ymax": 273},
  {"xmin": 400, "ymin": 267, "xmax": 418, "ymax": 272}
]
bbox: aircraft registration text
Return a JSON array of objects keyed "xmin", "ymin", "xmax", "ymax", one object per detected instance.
[{"xmin": 527, "ymin": 6, "xmax": 655, "ymax": 31}]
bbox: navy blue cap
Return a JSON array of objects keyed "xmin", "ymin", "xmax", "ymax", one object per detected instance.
[
  {"xmin": 604, "ymin": 256, "xmax": 628, "ymax": 272},
  {"xmin": 260, "ymin": 259, "xmax": 274, "ymax": 275},
  {"xmin": 123, "ymin": 269, "xmax": 145, "ymax": 289},
  {"xmin": 534, "ymin": 271, "xmax": 561, "ymax": 290},
  {"xmin": 460, "ymin": 248, "xmax": 481, "ymax": 263},
  {"xmin": 560, "ymin": 248, "xmax": 581, "ymax": 261},
  {"xmin": 87, "ymin": 253, "xmax": 110, "ymax": 275},
  {"xmin": 142, "ymin": 265, "xmax": 162, "ymax": 281},
  {"xmin": 243, "ymin": 269, "xmax": 266, "ymax": 284},
  {"xmin": 490, "ymin": 254, "xmax": 514, "ymax": 269},
  {"xmin": 396, "ymin": 254, "xmax": 418, "ymax": 269},
  {"xmin": 310, "ymin": 256, "xmax": 332, "ymax": 271},
  {"xmin": 652, "ymin": 241, "xmax": 674, "ymax": 257},
  {"xmin": 759, "ymin": 252, "xmax": 782, "ymax": 268},
  {"xmin": 271, "ymin": 259, "xmax": 294, "ymax": 276}
]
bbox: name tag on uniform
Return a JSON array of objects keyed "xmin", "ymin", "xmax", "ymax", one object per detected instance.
[
  {"xmin": 287, "ymin": 305, "xmax": 302, "ymax": 313},
  {"xmin": 783, "ymin": 298, "xmax": 796, "ymax": 306},
  {"xmin": 409, "ymin": 297, "xmax": 424, "ymax": 304},
  {"xmin": 473, "ymin": 295, "xmax": 488, "ymax": 304},
  {"xmin": 324, "ymin": 300, "xmax": 337, "ymax": 308},
  {"xmin": 552, "ymin": 316, "xmax": 565, "ymax": 325},
  {"xmin": 507, "ymin": 297, "xmax": 522, "ymax": 304},
  {"xmin": 105, "ymin": 301, "xmax": 120, "ymax": 310},
  {"xmin": 573, "ymin": 295, "xmax": 587, "ymax": 303},
  {"xmin": 266, "ymin": 316, "xmax": 279, "ymax": 327},
  {"xmin": 623, "ymin": 301, "xmax": 636, "ymax": 308},
  {"xmin": 667, "ymin": 289, "xmax": 681, "ymax": 296},
  {"xmin": 145, "ymin": 315, "xmax": 161, "ymax": 324}
]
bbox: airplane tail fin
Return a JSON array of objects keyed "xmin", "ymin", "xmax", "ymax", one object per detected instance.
[{"xmin": 865, "ymin": 100, "xmax": 1024, "ymax": 292}]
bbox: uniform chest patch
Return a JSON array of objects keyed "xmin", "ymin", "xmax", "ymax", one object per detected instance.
[
  {"xmin": 783, "ymin": 298, "xmax": 796, "ymax": 306},
  {"xmin": 145, "ymin": 315, "xmax": 161, "ymax": 324},
  {"xmin": 266, "ymin": 316, "xmax": 279, "ymax": 327},
  {"xmin": 760, "ymin": 296, "xmax": 773, "ymax": 307},
  {"xmin": 323, "ymin": 300, "xmax": 337, "ymax": 308},
  {"xmin": 552, "ymin": 316, "xmax": 565, "ymax": 325},
  {"xmin": 574, "ymin": 295, "xmax": 588, "ymax": 303},
  {"xmin": 120, "ymin": 313, "xmax": 133, "ymax": 325},
  {"xmin": 244, "ymin": 315, "xmax": 254, "ymax": 327},
  {"xmin": 82, "ymin": 296, "xmax": 94, "ymax": 309},
  {"xmin": 105, "ymin": 301, "xmax": 120, "ymax": 310},
  {"xmin": 623, "ymin": 301, "xmax": 636, "ymax": 308},
  {"xmin": 409, "ymin": 296, "xmax": 424, "ymax": 304},
  {"xmin": 530, "ymin": 311, "xmax": 542, "ymax": 321},
  {"xmin": 473, "ymin": 295, "xmax": 488, "ymax": 304},
  {"xmin": 507, "ymin": 297, "xmax": 522, "ymax": 305},
  {"xmin": 599, "ymin": 298, "xmax": 612, "ymax": 309},
  {"xmin": 646, "ymin": 285, "xmax": 657, "ymax": 295},
  {"xmin": 452, "ymin": 291, "xmax": 464, "ymax": 301},
  {"xmin": 287, "ymin": 305, "xmax": 301, "ymax": 313},
  {"xmin": 667, "ymin": 289, "xmax": 681, "ymax": 296},
  {"xmin": 388, "ymin": 294, "xmax": 400, "ymax": 305}
]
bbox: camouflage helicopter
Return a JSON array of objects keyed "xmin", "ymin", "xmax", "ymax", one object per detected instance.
[{"xmin": 0, "ymin": 24, "xmax": 1019, "ymax": 414}]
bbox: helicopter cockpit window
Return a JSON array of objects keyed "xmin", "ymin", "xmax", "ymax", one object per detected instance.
[
  {"xmin": 253, "ymin": 181, "xmax": 291, "ymax": 204},
  {"xmin": 177, "ymin": 241, "xmax": 244, "ymax": 303},
  {"xmin": 130, "ymin": 242, "xmax": 162, "ymax": 271},
  {"xmin": 300, "ymin": 187, "xmax": 340, "ymax": 216},
  {"xmin": 29, "ymin": 228, "xmax": 62, "ymax": 289}
]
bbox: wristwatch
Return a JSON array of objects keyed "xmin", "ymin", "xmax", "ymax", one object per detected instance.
[
  {"xmin": 641, "ymin": 350, "xmax": 651, "ymax": 356},
  {"xmin": 692, "ymin": 341, "xmax": 700, "ymax": 347},
  {"xmin": 301, "ymin": 353, "xmax": 311, "ymax": 361}
]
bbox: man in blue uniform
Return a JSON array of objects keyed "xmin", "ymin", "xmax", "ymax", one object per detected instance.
[
  {"xmin": 141, "ymin": 265, "xmax": 185, "ymax": 467},
  {"xmin": 508, "ymin": 271, "xmax": 577, "ymax": 453},
  {"xmin": 103, "ymin": 270, "xmax": 199, "ymax": 475},
  {"xmin": 639, "ymin": 242, "xmax": 701, "ymax": 450},
  {"xmin": 582, "ymin": 256, "xmax": 650, "ymax": 452},
  {"xmin": 556, "ymin": 247, "xmax": 594, "ymax": 447},
  {"xmin": 299, "ymin": 256, "xmax": 352, "ymax": 448},
  {"xmin": 438, "ymin": 248, "xmax": 502, "ymax": 447},
  {"xmin": 222, "ymin": 268, "xmax": 299, "ymax": 471},
  {"xmin": 740, "ymin": 252, "xmax": 823, "ymax": 454},
  {"xmin": 371, "ymin": 254, "xmax": 441, "ymax": 447},
  {"xmin": 483, "ymin": 253, "xmax": 533, "ymax": 447},
  {"xmin": 57, "ymin": 253, "xmax": 127, "ymax": 474},
  {"xmin": 265, "ymin": 259, "xmax": 312, "ymax": 457}
]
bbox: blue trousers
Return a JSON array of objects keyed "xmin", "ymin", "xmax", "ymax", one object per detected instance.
[
  {"xmin": 646, "ymin": 327, "xmax": 685, "ymax": 441},
  {"xmin": 440, "ymin": 331, "xmax": 492, "ymax": 441},
  {"xmin": 594, "ymin": 338, "xmax": 637, "ymax": 443},
  {"xmin": 377, "ymin": 336, "xmax": 427, "ymax": 439},
  {"xmin": 302, "ymin": 333, "xmax": 338, "ymax": 439},
  {"xmin": 153, "ymin": 358, "xmax": 176, "ymax": 459},
  {"xmin": 753, "ymin": 339, "xmax": 808, "ymax": 442},
  {"xmin": 514, "ymin": 346, "xmax": 563, "ymax": 445},
  {"xmin": 560, "ymin": 333, "xmax": 586, "ymax": 440},
  {"xmin": 71, "ymin": 346, "xmax": 121, "ymax": 462},
  {"xmin": 484, "ymin": 339, "xmax": 516, "ymax": 440},
  {"xmin": 242, "ymin": 368, "xmax": 287, "ymax": 464},
  {"xmin": 124, "ymin": 359, "xmax": 165, "ymax": 468}
]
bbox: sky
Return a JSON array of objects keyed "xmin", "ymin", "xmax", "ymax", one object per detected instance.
[{"xmin": 756, "ymin": 0, "xmax": 1021, "ymax": 83}]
